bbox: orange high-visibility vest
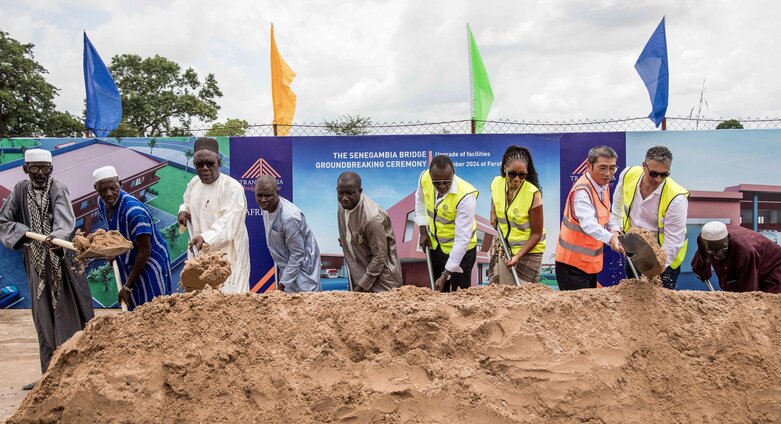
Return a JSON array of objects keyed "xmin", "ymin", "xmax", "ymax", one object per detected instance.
[{"xmin": 556, "ymin": 174, "xmax": 611, "ymax": 274}]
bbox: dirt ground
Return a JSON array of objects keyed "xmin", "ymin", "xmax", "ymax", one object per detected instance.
[
  {"xmin": 0, "ymin": 309, "xmax": 117, "ymax": 422},
  {"xmin": 6, "ymin": 282, "xmax": 781, "ymax": 423}
]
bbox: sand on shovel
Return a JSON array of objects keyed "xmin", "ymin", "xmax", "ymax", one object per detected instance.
[
  {"xmin": 72, "ymin": 229, "xmax": 133, "ymax": 260},
  {"xmin": 625, "ymin": 227, "xmax": 667, "ymax": 278},
  {"xmin": 180, "ymin": 247, "xmax": 231, "ymax": 291}
]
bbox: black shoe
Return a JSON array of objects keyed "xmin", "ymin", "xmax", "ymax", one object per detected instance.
[{"xmin": 22, "ymin": 380, "xmax": 37, "ymax": 391}]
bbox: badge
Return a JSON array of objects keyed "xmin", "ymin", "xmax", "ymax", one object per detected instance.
[{"xmin": 443, "ymin": 204, "xmax": 449, "ymax": 211}]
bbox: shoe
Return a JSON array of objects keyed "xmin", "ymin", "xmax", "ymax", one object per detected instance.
[{"xmin": 22, "ymin": 380, "xmax": 37, "ymax": 391}]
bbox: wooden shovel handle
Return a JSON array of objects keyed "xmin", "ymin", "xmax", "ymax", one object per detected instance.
[{"xmin": 24, "ymin": 231, "xmax": 76, "ymax": 251}]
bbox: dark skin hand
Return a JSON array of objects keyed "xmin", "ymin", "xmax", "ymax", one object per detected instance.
[
  {"xmin": 116, "ymin": 234, "xmax": 151, "ymax": 307},
  {"xmin": 435, "ymin": 274, "xmax": 447, "ymax": 291}
]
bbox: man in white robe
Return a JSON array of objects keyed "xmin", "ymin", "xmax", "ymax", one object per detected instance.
[{"xmin": 178, "ymin": 138, "xmax": 250, "ymax": 293}]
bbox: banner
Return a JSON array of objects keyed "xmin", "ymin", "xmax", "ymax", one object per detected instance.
[
  {"xmin": 229, "ymin": 137, "xmax": 293, "ymax": 293},
  {"xmin": 559, "ymin": 132, "xmax": 626, "ymax": 286}
]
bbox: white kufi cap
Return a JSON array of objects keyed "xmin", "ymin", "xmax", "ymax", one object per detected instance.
[
  {"xmin": 701, "ymin": 221, "xmax": 728, "ymax": 241},
  {"xmin": 24, "ymin": 149, "xmax": 52, "ymax": 163},
  {"xmin": 92, "ymin": 166, "xmax": 118, "ymax": 183}
]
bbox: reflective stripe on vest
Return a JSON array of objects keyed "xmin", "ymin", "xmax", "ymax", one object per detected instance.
[
  {"xmin": 555, "ymin": 174, "xmax": 610, "ymax": 274},
  {"xmin": 490, "ymin": 176, "xmax": 546, "ymax": 255},
  {"xmin": 420, "ymin": 170, "xmax": 478, "ymax": 254},
  {"xmin": 621, "ymin": 166, "xmax": 689, "ymax": 269}
]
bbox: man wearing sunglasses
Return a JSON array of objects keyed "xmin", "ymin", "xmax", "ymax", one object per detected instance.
[
  {"xmin": 178, "ymin": 137, "xmax": 250, "ymax": 293},
  {"xmin": 691, "ymin": 221, "xmax": 781, "ymax": 293},
  {"xmin": 610, "ymin": 146, "xmax": 688, "ymax": 289},
  {"xmin": 415, "ymin": 155, "xmax": 478, "ymax": 292}
]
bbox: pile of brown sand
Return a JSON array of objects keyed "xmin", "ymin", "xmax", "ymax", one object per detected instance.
[
  {"xmin": 72, "ymin": 229, "xmax": 133, "ymax": 258},
  {"xmin": 180, "ymin": 249, "xmax": 231, "ymax": 291},
  {"xmin": 9, "ymin": 282, "xmax": 781, "ymax": 423}
]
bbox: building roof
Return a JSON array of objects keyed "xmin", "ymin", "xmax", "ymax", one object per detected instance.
[{"xmin": 0, "ymin": 142, "xmax": 166, "ymax": 202}]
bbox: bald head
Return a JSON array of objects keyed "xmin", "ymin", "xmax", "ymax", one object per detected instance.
[
  {"xmin": 255, "ymin": 175, "xmax": 280, "ymax": 212},
  {"xmin": 336, "ymin": 171, "xmax": 363, "ymax": 210}
]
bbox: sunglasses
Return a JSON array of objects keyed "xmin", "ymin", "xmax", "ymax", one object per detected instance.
[
  {"xmin": 431, "ymin": 178, "xmax": 452, "ymax": 186},
  {"xmin": 647, "ymin": 170, "xmax": 671, "ymax": 179},
  {"xmin": 194, "ymin": 160, "xmax": 217, "ymax": 168},
  {"xmin": 506, "ymin": 170, "xmax": 528, "ymax": 180},
  {"xmin": 27, "ymin": 165, "xmax": 52, "ymax": 174}
]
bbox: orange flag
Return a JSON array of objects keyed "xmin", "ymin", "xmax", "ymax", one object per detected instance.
[{"xmin": 270, "ymin": 24, "xmax": 296, "ymax": 136}]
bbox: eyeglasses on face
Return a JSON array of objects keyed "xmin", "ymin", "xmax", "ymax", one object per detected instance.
[
  {"xmin": 506, "ymin": 170, "xmax": 528, "ymax": 180},
  {"xmin": 194, "ymin": 160, "xmax": 217, "ymax": 168},
  {"xmin": 431, "ymin": 178, "xmax": 452, "ymax": 187},
  {"xmin": 27, "ymin": 165, "xmax": 52, "ymax": 173}
]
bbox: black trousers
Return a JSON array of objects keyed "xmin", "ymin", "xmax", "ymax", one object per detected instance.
[
  {"xmin": 555, "ymin": 261, "xmax": 598, "ymax": 290},
  {"xmin": 430, "ymin": 246, "xmax": 477, "ymax": 292}
]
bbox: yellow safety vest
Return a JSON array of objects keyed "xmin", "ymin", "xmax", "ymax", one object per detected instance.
[
  {"xmin": 490, "ymin": 176, "xmax": 546, "ymax": 255},
  {"xmin": 621, "ymin": 166, "xmax": 689, "ymax": 269},
  {"xmin": 420, "ymin": 170, "xmax": 478, "ymax": 254}
]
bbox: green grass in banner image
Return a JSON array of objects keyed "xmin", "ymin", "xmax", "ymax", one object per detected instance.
[
  {"xmin": 87, "ymin": 263, "xmax": 119, "ymax": 307},
  {"xmin": 147, "ymin": 165, "xmax": 197, "ymax": 215}
]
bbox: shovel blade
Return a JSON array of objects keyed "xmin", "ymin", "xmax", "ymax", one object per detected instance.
[{"xmin": 618, "ymin": 233, "xmax": 666, "ymax": 277}]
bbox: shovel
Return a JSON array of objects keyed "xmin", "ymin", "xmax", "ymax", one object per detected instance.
[
  {"xmin": 25, "ymin": 231, "xmax": 130, "ymax": 311},
  {"xmin": 495, "ymin": 224, "xmax": 522, "ymax": 287},
  {"xmin": 424, "ymin": 246, "xmax": 436, "ymax": 291},
  {"xmin": 618, "ymin": 233, "xmax": 665, "ymax": 278},
  {"xmin": 703, "ymin": 278, "xmax": 716, "ymax": 292}
]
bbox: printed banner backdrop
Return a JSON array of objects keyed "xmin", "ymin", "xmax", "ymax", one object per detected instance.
[
  {"xmin": 559, "ymin": 133, "xmax": 626, "ymax": 286},
  {"xmin": 292, "ymin": 134, "xmax": 561, "ymax": 287},
  {"xmin": 230, "ymin": 137, "xmax": 293, "ymax": 293},
  {"xmin": 626, "ymin": 129, "xmax": 781, "ymax": 291}
]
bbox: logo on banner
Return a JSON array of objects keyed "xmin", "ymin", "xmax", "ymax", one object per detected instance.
[
  {"xmin": 570, "ymin": 158, "xmax": 589, "ymax": 183},
  {"xmin": 242, "ymin": 158, "xmax": 282, "ymax": 179}
]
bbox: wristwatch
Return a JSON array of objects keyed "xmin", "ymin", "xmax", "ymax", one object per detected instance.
[{"xmin": 442, "ymin": 270, "xmax": 452, "ymax": 281}]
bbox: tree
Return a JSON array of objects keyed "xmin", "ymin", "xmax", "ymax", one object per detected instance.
[
  {"xmin": 207, "ymin": 118, "xmax": 249, "ymax": 136},
  {"xmin": 147, "ymin": 137, "xmax": 158, "ymax": 155},
  {"xmin": 183, "ymin": 149, "xmax": 194, "ymax": 176},
  {"xmin": 716, "ymin": 119, "xmax": 744, "ymax": 129},
  {"xmin": 164, "ymin": 225, "xmax": 179, "ymax": 247},
  {"xmin": 109, "ymin": 54, "xmax": 223, "ymax": 136},
  {"xmin": 323, "ymin": 114, "xmax": 373, "ymax": 136},
  {"xmin": 0, "ymin": 31, "xmax": 81, "ymax": 137}
]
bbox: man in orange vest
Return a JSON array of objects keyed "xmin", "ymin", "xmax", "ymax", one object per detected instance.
[{"xmin": 555, "ymin": 146, "xmax": 624, "ymax": 290}]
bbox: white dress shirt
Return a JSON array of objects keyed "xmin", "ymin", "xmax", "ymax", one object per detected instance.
[
  {"xmin": 572, "ymin": 172, "xmax": 619, "ymax": 245},
  {"xmin": 610, "ymin": 168, "xmax": 688, "ymax": 268},
  {"xmin": 414, "ymin": 174, "xmax": 477, "ymax": 273}
]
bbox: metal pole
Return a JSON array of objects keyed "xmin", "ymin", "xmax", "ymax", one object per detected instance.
[
  {"xmin": 495, "ymin": 224, "xmax": 521, "ymax": 286},
  {"xmin": 753, "ymin": 192, "xmax": 759, "ymax": 232},
  {"xmin": 273, "ymin": 123, "xmax": 278, "ymax": 136},
  {"xmin": 425, "ymin": 246, "xmax": 436, "ymax": 291},
  {"xmin": 471, "ymin": 119, "xmax": 476, "ymax": 135},
  {"xmin": 661, "ymin": 117, "xmax": 667, "ymax": 130}
]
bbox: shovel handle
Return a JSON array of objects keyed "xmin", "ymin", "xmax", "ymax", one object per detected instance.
[
  {"xmin": 24, "ymin": 231, "xmax": 77, "ymax": 251},
  {"xmin": 495, "ymin": 224, "xmax": 522, "ymax": 287},
  {"xmin": 704, "ymin": 279, "xmax": 716, "ymax": 292},
  {"xmin": 111, "ymin": 260, "xmax": 129, "ymax": 312},
  {"xmin": 185, "ymin": 220, "xmax": 199, "ymax": 256},
  {"xmin": 425, "ymin": 246, "xmax": 436, "ymax": 291},
  {"xmin": 626, "ymin": 256, "xmax": 640, "ymax": 279}
]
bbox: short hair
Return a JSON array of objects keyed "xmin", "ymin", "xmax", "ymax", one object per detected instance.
[
  {"xmin": 337, "ymin": 171, "xmax": 362, "ymax": 188},
  {"xmin": 587, "ymin": 145, "xmax": 618, "ymax": 165},
  {"xmin": 430, "ymin": 154, "xmax": 454, "ymax": 171},
  {"xmin": 645, "ymin": 146, "xmax": 673, "ymax": 164}
]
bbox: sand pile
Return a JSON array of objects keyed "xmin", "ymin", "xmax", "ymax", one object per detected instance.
[
  {"xmin": 10, "ymin": 282, "xmax": 781, "ymax": 423},
  {"xmin": 180, "ymin": 249, "xmax": 231, "ymax": 291},
  {"xmin": 72, "ymin": 229, "xmax": 133, "ymax": 259}
]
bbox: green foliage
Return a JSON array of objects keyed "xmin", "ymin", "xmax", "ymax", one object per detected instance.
[
  {"xmin": 183, "ymin": 149, "xmax": 194, "ymax": 175},
  {"xmin": 323, "ymin": 114, "xmax": 373, "ymax": 136},
  {"xmin": 207, "ymin": 118, "xmax": 249, "ymax": 136},
  {"xmin": 0, "ymin": 30, "xmax": 81, "ymax": 137},
  {"xmin": 147, "ymin": 137, "xmax": 158, "ymax": 155},
  {"xmin": 716, "ymin": 119, "xmax": 744, "ymax": 129},
  {"xmin": 109, "ymin": 54, "xmax": 223, "ymax": 136}
]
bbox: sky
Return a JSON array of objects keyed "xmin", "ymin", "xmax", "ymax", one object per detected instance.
[{"xmin": 2, "ymin": 0, "xmax": 780, "ymax": 129}]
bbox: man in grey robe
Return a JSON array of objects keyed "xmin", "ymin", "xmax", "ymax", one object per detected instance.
[
  {"xmin": 255, "ymin": 175, "xmax": 321, "ymax": 293},
  {"xmin": 336, "ymin": 172, "xmax": 402, "ymax": 292},
  {"xmin": 0, "ymin": 149, "xmax": 94, "ymax": 389}
]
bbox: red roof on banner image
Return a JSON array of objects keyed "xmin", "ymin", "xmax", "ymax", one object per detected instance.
[{"xmin": 0, "ymin": 141, "xmax": 166, "ymax": 203}]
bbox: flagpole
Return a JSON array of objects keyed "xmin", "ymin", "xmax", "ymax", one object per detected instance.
[{"xmin": 467, "ymin": 23, "xmax": 476, "ymax": 134}]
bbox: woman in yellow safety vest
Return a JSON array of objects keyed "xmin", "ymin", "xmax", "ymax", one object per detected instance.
[{"xmin": 489, "ymin": 145, "xmax": 546, "ymax": 284}]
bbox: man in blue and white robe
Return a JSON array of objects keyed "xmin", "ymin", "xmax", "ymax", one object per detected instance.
[{"xmin": 93, "ymin": 166, "xmax": 171, "ymax": 310}]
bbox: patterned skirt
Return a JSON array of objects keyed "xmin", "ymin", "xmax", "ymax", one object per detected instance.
[{"xmin": 489, "ymin": 239, "xmax": 543, "ymax": 285}]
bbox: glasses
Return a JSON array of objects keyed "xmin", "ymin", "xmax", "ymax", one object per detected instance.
[
  {"xmin": 506, "ymin": 170, "xmax": 528, "ymax": 180},
  {"xmin": 647, "ymin": 170, "xmax": 671, "ymax": 179},
  {"xmin": 27, "ymin": 165, "xmax": 52, "ymax": 174},
  {"xmin": 705, "ymin": 247, "xmax": 727, "ymax": 256},
  {"xmin": 194, "ymin": 160, "xmax": 217, "ymax": 168},
  {"xmin": 431, "ymin": 178, "xmax": 452, "ymax": 187}
]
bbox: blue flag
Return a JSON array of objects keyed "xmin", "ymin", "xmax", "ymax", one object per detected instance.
[
  {"xmin": 635, "ymin": 17, "xmax": 668, "ymax": 128},
  {"xmin": 83, "ymin": 32, "xmax": 122, "ymax": 137}
]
